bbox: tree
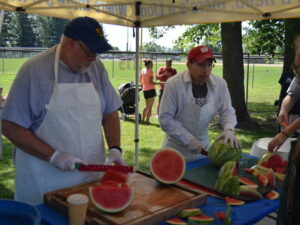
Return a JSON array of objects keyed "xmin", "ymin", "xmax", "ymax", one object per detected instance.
[
  {"xmin": 16, "ymin": 13, "xmax": 37, "ymax": 47},
  {"xmin": 221, "ymin": 22, "xmax": 249, "ymax": 121},
  {"xmin": 0, "ymin": 12, "xmax": 20, "ymax": 47}
]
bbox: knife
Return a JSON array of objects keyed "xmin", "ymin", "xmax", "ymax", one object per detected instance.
[{"xmin": 75, "ymin": 163, "xmax": 134, "ymax": 173}]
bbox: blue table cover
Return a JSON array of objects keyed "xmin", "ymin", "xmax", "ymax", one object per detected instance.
[{"xmin": 37, "ymin": 157, "xmax": 279, "ymax": 225}]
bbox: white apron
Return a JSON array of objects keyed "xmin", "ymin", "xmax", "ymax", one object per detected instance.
[
  {"xmin": 163, "ymin": 83, "xmax": 216, "ymax": 161},
  {"xmin": 15, "ymin": 45, "xmax": 105, "ymax": 205}
]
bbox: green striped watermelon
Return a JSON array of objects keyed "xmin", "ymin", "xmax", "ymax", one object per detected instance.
[{"xmin": 208, "ymin": 139, "xmax": 242, "ymax": 167}]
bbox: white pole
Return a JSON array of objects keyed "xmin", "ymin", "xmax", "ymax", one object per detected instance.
[
  {"xmin": 134, "ymin": 27, "xmax": 140, "ymax": 169},
  {"xmin": 0, "ymin": 10, "xmax": 4, "ymax": 32}
]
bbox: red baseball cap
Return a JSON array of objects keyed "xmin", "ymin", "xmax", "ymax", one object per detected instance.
[{"xmin": 187, "ymin": 46, "xmax": 215, "ymax": 63}]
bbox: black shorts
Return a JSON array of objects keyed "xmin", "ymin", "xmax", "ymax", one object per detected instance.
[
  {"xmin": 158, "ymin": 90, "xmax": 164, "ymax": 102},
  {"xmin": 143, "ymin": 89, "xmax": 157, "ymax": 99}
]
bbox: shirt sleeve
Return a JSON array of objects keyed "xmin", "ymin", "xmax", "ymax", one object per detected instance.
[
  {"xmin": 287, "ymin": 77, "xmax": 300, "ymax": 98},
  {"xmin": 159, "ymin": 76, "xmax": 194, "ymax": 146},
  {"xmin": 215, "ymin": 78, "xmax": 237, "ymax": 130},
  {"xmin": 94, "ymin": 61, "xmax": 122, "ymax": 115}
]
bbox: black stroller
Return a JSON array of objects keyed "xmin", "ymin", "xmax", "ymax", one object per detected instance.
[{"xmin": 118, "ymin": 82, "xmax": 141, "ymax": 121}]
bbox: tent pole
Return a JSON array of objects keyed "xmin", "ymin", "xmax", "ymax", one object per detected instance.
[{"xmin": 134, "ymin": 27, "xmax": 140, "ymax": 170}]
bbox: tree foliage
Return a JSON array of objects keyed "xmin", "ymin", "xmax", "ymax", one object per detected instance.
[{"xmin": 243, "ymin": 20, "xmax": 284, "ymax": 55}]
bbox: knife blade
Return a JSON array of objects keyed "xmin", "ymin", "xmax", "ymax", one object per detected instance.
[{"xmin": 75, "ymin": 163, "xmax": 134, "ymax": 173}]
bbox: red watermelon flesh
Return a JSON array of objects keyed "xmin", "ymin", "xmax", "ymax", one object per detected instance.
[
  {"xmin": 166, "ymin": 217, "xmax": 187, "ymax": 225},
  {"xmin": 89, "ymin": 185, "xmax": 133, "ymax": 213},
  {"xmin": 100, "ymin": 169, "xmax": 128, "ymax": 185},
  {"xmin": 259, "ymin": 153, "xmax": 284, "ymax": 170},
  {"xmin": 150, "ymin": 148, "xmax": 186, "ymax": 184},
  {"xmin": 225, "ymin": 197, "xmax": 245, "ymax": 206},
  {"xmin": 257, "ymin": 173, "xmax": 268, "ymax": 187},
  {"xmin": 264, "ymin": 190, "xmax": 279, "ymax": 200},
  {"xmin": 274, "ymin": 167, "xmax": 287, "ymax": 174}
]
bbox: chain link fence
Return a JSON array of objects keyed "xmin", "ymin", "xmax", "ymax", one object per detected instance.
[{"xmin": 0, "ymin": 48, "xmax": 284, "ymax": 110}]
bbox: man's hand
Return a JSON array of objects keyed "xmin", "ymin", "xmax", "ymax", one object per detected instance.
[
  {"xmin": 216, "ymin": 129, "xmax": 241, "ymax": 149},
  {"xmin": 50, "ymin": 151, "xmax": 84, "ymax": 171},
  {"xmin": 277, "ymin": 112, "xmax": 289, "ymax": 128},
  {"xmin": 188, "ymin": 137, "xmax": 206, "ymax": 154},
  {"xmin": 105, "ymin": 148, "xmax": 126, "ymax": 166}
]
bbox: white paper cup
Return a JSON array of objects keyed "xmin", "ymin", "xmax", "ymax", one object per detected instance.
[{"xmin": 67, "ymin": 193, "xmax": 89, "ymax": 225}]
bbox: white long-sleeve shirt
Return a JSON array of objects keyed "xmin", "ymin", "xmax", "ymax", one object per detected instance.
[{"xmin": 159, "ymin": 70, "xmax": 237, "ymax": 146}]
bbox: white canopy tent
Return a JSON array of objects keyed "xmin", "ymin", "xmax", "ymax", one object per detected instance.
[{"xmin": 0, "ymin": 0, "xmax": 300, "ymax": 168}]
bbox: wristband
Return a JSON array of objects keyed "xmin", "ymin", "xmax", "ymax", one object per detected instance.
[
  {"xmin": 110, "ymin": 146, "xmax": 122, "ymax": 153},
  {"xmin": 281, "ymin": 131, "xmax": 289, "ymax": 138}
]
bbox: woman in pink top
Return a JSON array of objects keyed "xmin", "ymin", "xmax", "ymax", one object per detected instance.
[{"xmin": 139, "ymin": 59, "xmax": 160, "ymax": 124}]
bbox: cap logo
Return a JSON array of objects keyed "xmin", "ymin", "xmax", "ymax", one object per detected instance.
[
  {"xmin": 96, "ymin": 28, "xmax": 104, "ymax": 38},
  {"xmin": 200, "ymin": 47, "xmax": 209, "ymax": 53}
]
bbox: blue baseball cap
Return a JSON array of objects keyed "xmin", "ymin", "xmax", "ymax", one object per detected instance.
[{"xmin": 64, "ymin": 17, "xmax": 112, "ymax": 54}]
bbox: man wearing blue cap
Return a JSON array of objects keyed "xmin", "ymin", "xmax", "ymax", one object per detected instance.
[{"xmin": 2, "ymin": 17, "xmax": 125, "ymax": 204}]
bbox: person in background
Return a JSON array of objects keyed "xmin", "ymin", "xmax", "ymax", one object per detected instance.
[
  {"xmin": 276, "ymin": 69, "xmax": 300, "ymax": 136},
  {"xmin": 268, "ymin": 44, "xmax": 300, "ymax": 225},
  {"xmin": 1, "ymin": 17, "xmax": 125, "ymax": 205},
  {"xmin": 0, "ymin": 87, "xmax": 5, "ymax": 109},
  {"xmin": 156, "ymin": 58, "xmax": 177, "ymax": 114},
  {"xmin": 159, "ymin": 45, "xmax": 240, "ymax": 162},
  {"xmin": 139, "ymin": 58, "xmax": 161, "ymax": 124}
]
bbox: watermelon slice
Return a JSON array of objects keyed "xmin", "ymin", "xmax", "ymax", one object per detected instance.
[
  {"xmin": 100, "ymin": 169, "xmax": 128, "ymax": 185},
  {"xmin": 258, "ymin": 152, "xmax": 284, "ymax": 170},
  {"xmin": 166, "ymin": 217, "xmax": 187, "ymax": 225},
  {"xmin": 150, "ymin": 148, "xmax": 186, "ymax": 184},
  {"xmin": 225, "ymin": 197, "xmax": 245, "ymax": 206},
  {"xmin": 188, "ymin": 214, "xmax": 215, "ymax": 224},
  {"xmin": 89, "ymin": 185, "xmax": 134, "ymax": 213},
  {"xmin": 177, "ymin": 208, "xmax": 202, "ymax": 217},
  {"xmin": 264, "ymin": 190, "xmax": 279, "ymax": 200}
]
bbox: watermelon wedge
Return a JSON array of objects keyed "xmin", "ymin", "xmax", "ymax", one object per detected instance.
[
  {"xmin": 166, "ymin": 217, "xmax": 187, "ymax": 225},
  {"xmin": 89, "ymin": 185, "xmax": 134, "ymax": 213},
  {"xmin": 225, "ymin": 196, "xmax": 245, "ymax": 206},
  {"xmin": 188, "ymin": 214, "xmax": 215, "ymax": 224},
  {"xmin": 150, "ymin": 148, "xmax": 186, "ymax": 184}
]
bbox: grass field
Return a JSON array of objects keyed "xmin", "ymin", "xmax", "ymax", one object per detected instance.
[{"xmin": 0, "ymin": 57, "xmax": 282, "ymax": 199}]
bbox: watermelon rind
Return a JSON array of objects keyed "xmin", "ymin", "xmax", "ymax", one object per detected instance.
[
  {"xmin": 239, "ymin": 177, "xmax": 257, "ymax": 186},
  {"xmin": 208, "ymin": 139, "xmax": 242, "ymax": 167},
  {"xmin": 150, "ymin": 148, "xmax": 186, "ymax": 184},
  {"xmin": 89, "ymin": 186, "xmax": 134, "ymax": 213},
  {"xmin": 177, "ymin": 208, "xmax": 202, "ymax": 217},
  {"xmin": 239, "ymin": 186, "xmax": 263, "ymax": 199},
  {"xmin": 166, "ymin": 217, "xmax": 187, "ymax": 225}
]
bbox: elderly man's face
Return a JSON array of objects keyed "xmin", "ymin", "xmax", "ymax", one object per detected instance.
[
  {"xmin": 67, "ymin": 40, "xmax": 97, "ymax": 73},
  {"xmin": 187, "ymin": 59, "xmax": 214, "ymax": 85}
]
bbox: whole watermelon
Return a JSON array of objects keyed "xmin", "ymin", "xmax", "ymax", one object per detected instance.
[{"xmin": 208, "ymin": 139, "xmax": 242, "ymax": 167}]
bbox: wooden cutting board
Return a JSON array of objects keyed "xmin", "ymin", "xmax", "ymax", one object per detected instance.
[{"xmin": 44, "ymin": 171, "xmax": 207, "ymax": 225}]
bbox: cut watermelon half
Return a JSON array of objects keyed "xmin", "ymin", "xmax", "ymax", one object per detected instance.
[
  {"xmin": 89, "ymin": 185, "xmax": 134, "ymax": 213},
  {"xmin": 150, "ymin": 148, "xmax": 186, "ymax": 184}
]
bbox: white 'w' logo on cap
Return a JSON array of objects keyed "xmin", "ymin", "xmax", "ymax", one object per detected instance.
[{"xmin": 200, "ymin": 47, "xmax": 208, "ymax": 53}]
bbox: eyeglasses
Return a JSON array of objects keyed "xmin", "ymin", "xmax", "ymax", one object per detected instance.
[
  {"xmin": 76, "ymin": 41, "xmax": 98, "ymax": 60},
  {"xmin": 292, "ymin": 64, "xmax": 300, "ymax": 78}
]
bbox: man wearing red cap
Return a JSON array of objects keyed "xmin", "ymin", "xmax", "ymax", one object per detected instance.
[
  {"xmin": 2, "ymin": 17, "xmax": 125, "ymax": 204},
  {"xmin": 159, "ymin": 45, "xmax": 240, "ymax": 161}
]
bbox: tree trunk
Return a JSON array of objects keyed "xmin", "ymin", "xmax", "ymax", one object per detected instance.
[
  {"xmin": 283, "ymin": 19, "xmax": 300, "ymax": 74},
  {"xmin": 221, "ymin": 22, "xmax": 249, "ymax": 122}
]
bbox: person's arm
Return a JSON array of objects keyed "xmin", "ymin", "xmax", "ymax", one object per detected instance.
[
  {"xmin": 278, "ymin": 94, "xmax": 297, "ymax": 125},
  {"xmin": 102, "ymin": 111, "xmax": 120, "ymax": 148},
  {"xmin": 2, "ymin": 120, "xmax": 84, "ymax": 170},
  {"xmin": 102, "ymin": 111, "xmax": 126, "ymax": 166},
  {"xmin": 268, "ymin": 117, "xmax": 300, "ymax": 152},
  {"xmin": 148, "ymin": 75, "xmax": 162, "ymax": 85},
  {"xmin": 2, "ymin": 120, "xmax": 55, "ymax": 160}
]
